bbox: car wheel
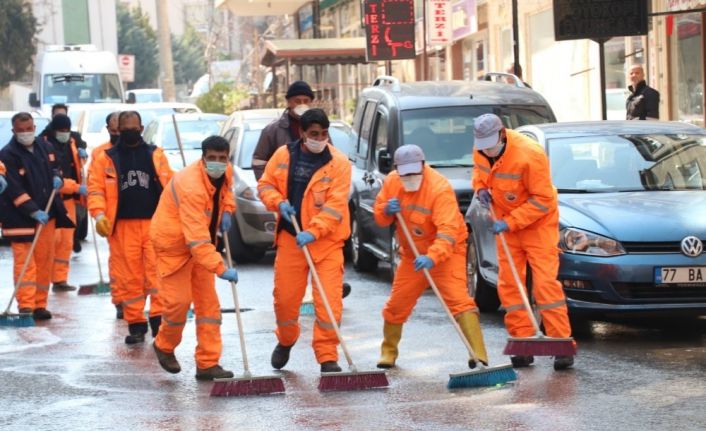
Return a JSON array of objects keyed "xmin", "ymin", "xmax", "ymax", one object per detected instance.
[
  {"xmin": 389, "ymin": 229, "xmax": 401, "ymax": 280},
  {"xmin": 228, "ymin": 220, "xmax": 266, "ymax": 263},
  {"xmin": 351, "ymin": 212, "xmax": 378, "ymax": 272},
  {"xmin": 467, "ymin": 232, "xmax": 500, "ymax": 312}
]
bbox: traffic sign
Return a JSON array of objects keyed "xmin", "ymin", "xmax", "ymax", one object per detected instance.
[{"xmin": 118, "ymin": 54, "xmax": 135, "ymax": 83}]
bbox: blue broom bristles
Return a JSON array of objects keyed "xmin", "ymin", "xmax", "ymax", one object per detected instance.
[
  {"xmin": 447, "ymin": 365, "xmax": 517, "ymax": 389},
  {"xmin": 0, "ymin": 313, "xmax": 35, "ymax": 327},
  {"xmin": 299, "ymin": 301, "xmax": 315, "ymax": 316},
  {"xmin": 94, "ymin": 282, "xmax": 111, "ymax": 295}
]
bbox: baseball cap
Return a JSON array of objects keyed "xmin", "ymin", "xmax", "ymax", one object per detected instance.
[
  {"xmin": 473, "ymin": 114, "xmax": 504, "ymax": 150},
  {"xmin": 394, "ymin": 144, "xmax": 425, "ymax": 175}
]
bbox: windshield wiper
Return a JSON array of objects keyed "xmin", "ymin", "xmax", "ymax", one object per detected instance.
[
  {"xmin": 52, "ymin": 74, "xmax": 85, "ymax": 83},
  {"xmin": 429, "ymin": 163, "xmax": 473, "ymax": 168}
]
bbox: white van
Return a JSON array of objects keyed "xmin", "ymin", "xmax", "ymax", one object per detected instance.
[{"xmin": 29, "ymin": 45, "xmax": 124, "ymax": 118}]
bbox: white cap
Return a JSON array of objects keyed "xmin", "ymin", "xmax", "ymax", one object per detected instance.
[
  {"xmin": 473, "ymin": 114, "xmax": 504, "ymax": 150},
  {"xmin": 394, "ymin": 144, "xmax": 424, "ymax": 175}
]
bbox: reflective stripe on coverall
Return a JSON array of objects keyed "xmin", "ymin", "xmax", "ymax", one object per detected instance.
[
  {"xmin": 52, "ymin": 136, "xmax": 83, "ymax": 283},
  {"xmin": 151, "ymin": 160, "xmax": 235, "ymax": 369},
  {"xmin": 12, "ymin": 220, "xmax": 56, "ymax": 309},
  {"xmin": 472, "ymin": 129, "xmax": 572, "ymax": 339},
  {"xmin": 257, "ymin": 143, "xmax": 351, "ymax": 363}
]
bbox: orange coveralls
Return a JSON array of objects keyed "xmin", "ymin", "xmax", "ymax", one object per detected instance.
[
  {"xmin": 472, "ymin": 129, "xmax": 572, "ymax": 339},
  {"xmin": 257, "ymin": 143, "xmax": 351, "ymax": 364},
  {"xmin": 52, "ymin": 136, "xmax": 82, "ymax": 284},
  {"xmin": 374, "ymin": 166, "xmax": 478, "ymax": 322},
  {"xmin": 151, "ymin": 160, "xmax": 235, "ymax": 369},
  {"xmin": 87, "ymin": 146, "xmax": 172, "ymax": 324}
]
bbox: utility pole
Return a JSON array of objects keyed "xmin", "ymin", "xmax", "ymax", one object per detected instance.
[
  {"xmin": 512, "ymin": 0, "xmax": 520, "ymax": 77},
  {"xmin": 156, "ymin": 0, "xmax": 176, "ymax": 101}
]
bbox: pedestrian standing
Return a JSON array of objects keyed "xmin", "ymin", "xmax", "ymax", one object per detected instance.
[
  {"xmin": 472, "ymin": 113, "xmax": 574, "ymax": 370},
  {"xmin": 257, "ymin": 108, "xmax": 351, "ymax": 373},
  {"xmin": 626, "ymin": 64, "xmax": 660, "ymax": 120},
  {"xmin": 151, "ymin": 136, "xmax": 237, "ymax": 381}
]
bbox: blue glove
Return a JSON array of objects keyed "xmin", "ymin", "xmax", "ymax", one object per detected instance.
[
  {"xmin": 31, "ymin": 210, "xmax": 49, "ymax": 225},
  {"xmin": 0, "ymin": 175, "xmax": 6, "ymax": 195},
  {"xmin": 413, "ymin": 255, "xmax": 434, "ymax": 272},
  {"xmin": 78, "ymin": 148, "xmax": 88, "ymax": 159},
  {"xmin": 220, "ymin": 212, "xmax": 232, "ymax": 232},
  {"xmin": 218, "ymin": 268, "xmax": 238, "ymax": 282},
  {"xmin": 384, "ymin": 198, "xmax": 401, "ymax": 215},
  {"xmin": 278, "ymin": 201, "xmax": 296, "ymax": 223},
  {"xmin": 78, "ymin": 184, "xmax": 88, "ymax": 196},
  {"xmin": 52, "ymin": 176, "xmax": 63, "ymax": 190},
  {"xmin": 477, "ymin": 189, "xmax": 491, "ymax": 208},
  {"xmin": 296, "ymin": 231, "xmax": 316, "ymax": 247},
  {"xmin": 492, "ymin": 220, "xmax": 509, "ymax": 235}
]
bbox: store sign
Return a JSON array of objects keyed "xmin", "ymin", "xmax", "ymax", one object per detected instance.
[
  {"xmin": 553, "ymin": 0, "xmax": 649, "ymax": 41},
  {"xmin": 452, "ymin": 0, "xmax": 477, "ymax": 41},
  {"xmin": 667, "ymin": 0, "xmax": 706, "ymax": 11},
  {"xmin": 428, "ymin": 0, "xmax": 452, "ymax": 45},
  {"xmin": 364, "ymin": 0, "xmax": 416, "ymax": 61}
]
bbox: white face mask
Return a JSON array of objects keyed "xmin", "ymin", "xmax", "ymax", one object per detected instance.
[
  {"xmin": 304, "ymin": 137, "xmax": 327, "ymax": 154},
  {"xmin": 400, "ymin": 174, "xmax": 423, "ymax": 192},
  {"xmin": 56, "ymin": 132, "xmax": 70, "ymax": 144},
  {"xmin": 482, "ymin": 140, "xmax": 505, "ymax": 158},
  {"xmin": 205, "ymin": 161, "xmax": 228, "ymax": 179},
  {"xmin": 292, "ymin": 104, "xmax": 310, "ymax": 117},
  {"xmin": 16, "ymin": 132, "xmax": 34, "ymax": 146}
]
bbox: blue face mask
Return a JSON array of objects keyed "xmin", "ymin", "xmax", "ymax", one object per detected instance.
[{"xmin": 205, "ymin": 161, "xmax": 227, "ymax": 179}]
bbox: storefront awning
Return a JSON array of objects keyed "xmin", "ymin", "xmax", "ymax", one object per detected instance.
[
  {"xmin": 214, "ymin": 0, "xmax": 310, "ymax": 16},
  {"xmin": 260, "ymin": 38, "xmax": 368, "ymax": 67}
]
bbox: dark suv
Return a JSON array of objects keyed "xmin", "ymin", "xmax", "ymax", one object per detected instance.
[{"xmin": 347, "ymin": 76, "xmax": 556, "ymax": 277}]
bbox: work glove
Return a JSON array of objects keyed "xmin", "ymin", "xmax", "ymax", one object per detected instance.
[
  {"xmin": 95, "ymin": 215, "xmax": 112, "ymax": 237},
  {"xmin": 78, "ymin": 184, "xmax": 88, "ymax": 196},
  {"xmin": 31, "ymin": 210, "xmax": 49, "ymax": 225},
  {"xmin": 384, "ymin": 198, "xmax": 401, "ymax": 215},
  {"xmin": 220, "ymin": 212, "xmax": 232, "ymax": 233},
  {"xmin": 278, "ymin": 201, "xmax": 296, "ymax": 223},
  {"xmin": 0, "ymin": 175, "xmax": 6, "ymax": 195},
  {"xmin": 78, "ymin": 148, "xmax": 88, "ymax": 160},
  {"xmin": 218, "ymin": 268, "xmax": 238, "ymax": 283},
  {"xmin": 492, "ymin": 220, "xmax": 509, "ymax": 235},
  {"xmin": 413, "ymin": 255, "xmax": 434, "ymax": 272},
  {"xmin": 52, "ymin": 176, "xmax": 63, "ymax": 190},
  {"xmin": 296, "ymin": 231, "xmax": 316, "ymax": 247},
  {"xmin": 476, "ymin": 189, "xmax": 491, "ymax": 208}
]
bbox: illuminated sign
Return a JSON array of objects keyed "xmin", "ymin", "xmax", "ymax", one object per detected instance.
[
  {"xmin": 554, "ymin": 0, "xmax": 648, "ymax": 41},
  {"xmin": 428, "ymin": 0, "xmax": 452, "ymax": 45},
  {"xmin": 364, "ymin": 0, "xmax": 416, "ymax": 61}
]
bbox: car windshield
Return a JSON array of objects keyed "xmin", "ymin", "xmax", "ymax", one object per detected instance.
[
  {"xmin": 329, "ymin": 124, "xmax": 356, "ymax": 157},
  {"xmin": 161, "ymin": 119, "xmax": 224, "ymax": 150},
  {"xmin": 87, "ymin": 108, "xmax": 120, "ymax": 133},
  {"xmin": 401, "ymin": 106, "xmax": 553, "ymax": 167},
  {"xmin": 0, "ymin": 117, "xmax": 50, "ymax": 149},
  {"xmin": 133, "ymin": 92, "xmax": 162, "ymax": 103},
  {"xmin": 43, "ymin": 74, "xmax": 122, "ymax": 104},
  {"xmin": 548, "ymin": 134, "xmax": 706, "ymax": 192},
  {"xmin": 139, "ymin": 108, "xmax": 179, "ymax": 126}
]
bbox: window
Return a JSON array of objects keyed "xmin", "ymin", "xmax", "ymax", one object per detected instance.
[
  {"xmin": 43, "ymin": 74, "xmax": 122, "ymax": 104},
  {"xmin": 372, "ymin": 113, "xmax": 388, "ymax": 166},
  {"xmin": 358, "ymin": 100, "xmax": 377, "ymax": 156},
  {"xmin": 671, "ymin": 12, "xmax": 704, "ymax": 126}
]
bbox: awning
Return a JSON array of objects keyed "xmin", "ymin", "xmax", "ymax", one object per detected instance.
[
  {"xmin": 261, "ymin": 38, "xmax": 368, "ymax": 67},
  {"xmin": 215, "ymin": 0, "xmax": 310, "ymax": 16}
]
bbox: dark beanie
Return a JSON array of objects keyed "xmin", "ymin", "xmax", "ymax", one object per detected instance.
[
  {"xmin": 51, "ymin": 113, "xmax": 71, "ymax": 130},
  {"xmin": 286, "ymin": 81, "xmax": 315, "ymax": 100}
]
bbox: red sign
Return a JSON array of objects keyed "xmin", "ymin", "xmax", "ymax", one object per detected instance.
[
  {"xmin": 428, "ymin": 0, "xmax": 451, "ymax": 45},
  {"xmin": 117, "ymin": 54, "xmax": 135, "ymax": 83},
  {"xmin": 364, "ymin": 0, "xmax": 416, "ymax": 61}
]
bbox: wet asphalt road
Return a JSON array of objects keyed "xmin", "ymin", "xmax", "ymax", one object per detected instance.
[{"xmin": 1, "ymin": 238, "xmax": 706, "ymax": 431}]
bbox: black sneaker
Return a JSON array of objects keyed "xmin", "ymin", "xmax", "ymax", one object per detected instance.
[
  {"xmin": 270, "ymin": 343, "xmax": 293, "ymax": 370},
  {"xmin": 510, "ymin": 355, "xmax": 535, "ymax": 368},
  {"xmin": 196, "ymin": 365, "xmax": 234, "ymax": 381},
  {"xmin": 73, "ymin": 239, "xmax": 82, "ymax": 253},
  {"xmin": 554, "ymin": 355, "xmax": 574, "ymax": 371},
  {"xmin": 32, "ymin": 308, "xmax": 52, "ymax": 320},
  {"xmin": 18, "ymin": 307, "xmax": 33, "ymax": 314},
  {"xmin": 153, "ymin": 342, "xmax": 181, "ymax": 374},
  {"xmin": 52, "ymin": 282, "xmax": 77, "ymax": 292},
  {"xmin": 125, "ymin": 322, "xmax": 148, "ymax": 345},
  {"xmin": 149, "ymin": 315, "xmax": 161, "ymax": 337},
  {"xmin": 115, "ymin": 304, "xmax": 123, "ymax": 320},
  {"xmin": 342, "ymin": 283, "xmax": 352, "ymax": 299},
  {"xmin": 320, "ymin": 361, "xmax": 342, "ymax": 373}
]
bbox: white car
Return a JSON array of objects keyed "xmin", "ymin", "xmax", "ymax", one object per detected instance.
[
  {"xmin": 74, "ymin": 103, "xmax": 128, "ymax": 152},
  {"xmin": 126, "ymin": 88, "xmax": 163, "ymax": 103}
]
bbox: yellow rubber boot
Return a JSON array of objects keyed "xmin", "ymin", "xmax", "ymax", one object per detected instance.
[
  {"xmin": 456, "ymin": 311, "xmax": 489, "ymax": 367},
  {"xmin": 376, "ymin": 322, "xmax": 403, "ymax": 369}
]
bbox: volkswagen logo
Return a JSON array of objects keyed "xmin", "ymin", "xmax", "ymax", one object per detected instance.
[{"xmin": 681, "ymin": 236, "xmax": 703, "ymax": 257}]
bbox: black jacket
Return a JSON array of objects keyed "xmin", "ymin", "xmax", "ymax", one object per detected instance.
[
  {"xmin": 252, "ymin": 110, "xmax": 300, "ymax": 180},
  {"xmin": 40, "ymin": 127, "xmax": 87, "ymax": 149},
  {"xmin": 626, "ymin": 81, "xmax": 660, "ymax": 120}
]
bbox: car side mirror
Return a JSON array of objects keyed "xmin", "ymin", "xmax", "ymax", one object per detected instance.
[
  {"xmin": 377, "ymin": 149, "xmax": 392, "ymax": 174},
  {"xmin": 126, "ymin": 92, "xmax": 136, "ymax": 104},
  {"xmin": 29, "ymin": 93, "xmax": 39, "ymax": 108}
]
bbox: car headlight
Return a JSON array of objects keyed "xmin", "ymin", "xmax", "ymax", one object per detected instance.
[
  {"xmin": 559, "ymin": 228, "xmax": 626, "ymax": 256},
  {"xmin": 237, "ymin": 186, "xmax": 259, "ymax": 201}
]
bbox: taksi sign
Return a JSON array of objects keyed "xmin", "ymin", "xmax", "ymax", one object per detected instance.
[
  {"xmin": 118, "ymin": 54, "xmax": 135, "ymax": 83},
  {"xmin": 364, "ymin": 0, "xmax": 416, "ymax": 61},
  {"xmin": 428, "ymin": 0, "xmax": 452, "ymax": 45}
]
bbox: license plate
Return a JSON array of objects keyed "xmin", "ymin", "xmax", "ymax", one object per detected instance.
[{"xmin": 655, "ymin": 267, "xmax": 706, "ymax": 285}]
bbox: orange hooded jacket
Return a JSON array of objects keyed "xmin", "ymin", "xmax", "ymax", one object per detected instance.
[{"xmin": 0, "ymin": 160, "xmax": 5, "ymax": 175}]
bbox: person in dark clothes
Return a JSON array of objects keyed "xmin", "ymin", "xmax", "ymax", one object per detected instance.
[{"xmin": 626, "ymin": 64, "xmax": 660, "ymax": 120}]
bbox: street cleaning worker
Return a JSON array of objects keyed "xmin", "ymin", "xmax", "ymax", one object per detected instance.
[
  {"xmin": 373, "ymin": 144, "xmax": 489, "ymax": 369},
  {"xmin": 87, "ymin": 111, "xmax": 172, "ymax": 344},
  {"xmin": 88, "ymin": 111, "xmax": 125, "ymax": 319},
  {"xmin": 151, "ymin": 136, "xmax": 236, "ymax": 381},
  {"xmin": 0, "ymin": 112, "xmax": 72, "ymax": 320},
  {"xmin": 472, "ymin": 113, "xmax": 574, "ymax": 371},
  {"xmin": 257, "ymin": 108, "xmax": 351, "ymax": 373},
  {"xmin": 46, "ymin": 114, "xmax": 88, "ymax": 293}
]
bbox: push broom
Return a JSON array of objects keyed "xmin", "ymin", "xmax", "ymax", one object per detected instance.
[
  {"xmin": 210, "ymin": 233, "xmax": 285, "ymax": 397},
  {"xmin": 78, "ymin": 162, "xmax": 110, "ymax": 295},
  {"xmin": 489, "ymin": 207, "xmax": 576, "ymax": 357},
  {"xmin": 299, "ymin": 277, "xmax": 315, "ymax": 316},
  {"xmin": 291, "ymin": 215, "xmax": 389, "ymax": 392},
  {"xmin": 395, "ymin": 213, "xmax": 516, "ymax": 389},
  {"xmin": 0, "ymin": 189, "xmax": 58, "ymax": 327}
]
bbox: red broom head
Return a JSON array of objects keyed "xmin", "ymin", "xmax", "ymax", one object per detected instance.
[
  {"xmin": 210, "ymin": 378, "xmax": 285, "ymax": 397},
  {"xmin": 318, "ymin": 372, "xmax": 389, "ymax": 392},
  {"xmin": 504, "ymin": 338, "xmax": 576, "ymax": 357}
]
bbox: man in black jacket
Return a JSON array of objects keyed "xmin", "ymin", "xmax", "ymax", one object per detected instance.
[{"xmin": 626, "ymin": 64, "xmax": 660, "ymax": 120}]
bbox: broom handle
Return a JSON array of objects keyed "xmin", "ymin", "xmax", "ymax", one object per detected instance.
[
  {"xmin": 172, "ymin": 114, "xmax": 187, "ymax": 169},
  {"xmin": 290, "ymin": 215, "xmax": 356, "ymax": 372},
  {"xmin": 223, "ymin": 233, "xmax": 251, "ymax": 377},
  {"xmin": 4, "ymin": 189, "xmax": 57, "ymax": 314},
  {"xmin": 394, "ymin": 213, "xmax": 480, "ymax": 363},
  {"xmin": 80, "ymin": 159, "xmax": 106, "ymax": 284},
  {"xmin": 488, "ymin": 206, "xmax": 543, "ymax": 335}
]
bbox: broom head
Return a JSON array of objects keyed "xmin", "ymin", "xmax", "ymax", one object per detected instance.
[
  {"xmin": 318, "ymin": 370, "xmax": 389, "ymax": 392},
  {"xmin": 299, "ymin": 301, "xmax": 315, "ymax": 316},
  {"xmin": 504, "ymin": 336, "xmax": 576, "ymax": 357},
  {"xmin": 210, "ymin": 374, "xmax": 285, "ymax": 397},
  {"xmin": 0, "ymin": 312, "xmax": 35, "ymax": 327},
  {"xmin": 78, "ymin": 281, "xmax": 111, "ymax": 295},
  {"xmin": 447, "ymin": 364, "xmax": 516, "ymax": 389}
]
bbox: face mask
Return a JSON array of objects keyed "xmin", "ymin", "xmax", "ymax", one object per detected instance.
[
  {"xmin": 109, "ymin": 134, "xmax": 119, "ymax": 145},
  {"xmin": 400, "ymin": 174, "xmax": 423, "ymax": 192},
  {"xmin": 292, "ymin": 104, "xmax": 310, "ymax": 118},
  {"xmin": 205, "ymin": 161, "xmax": 228, "ymax": 179},
  {"xmin": 56, "ymin": 132, "xmax": 70, "ymax": 144},
  {"xmin": 304, "ymin": 137, "xmax": 327, "ymax": 154},
  {"xmin": 482, "ymin": 140, "xmax": 505, "ymax": 158},
  {"xmin": 16, "ymin": 132, "xmax": 34, "ymax": 146},
  {"xmin": 120, "ymin": 129, "xmax": 142, "ymax": 147}
]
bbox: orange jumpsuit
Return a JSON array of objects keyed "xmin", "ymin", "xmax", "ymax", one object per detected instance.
[
  {"xmin": 472, "ymin": 129, "xmax": 571, "ymax": 339},
  {"xmin": 151, "ymin": 160, "xmax": 235, "ymax": 369},
  {"xmin": 87, "ymin": 145, "xmax": 172, "ymax": 324},
  {"xmin": 257, "ymin": 143, "xmax": 351, "ymax": 364},
  {"xmin": 52, "ymin": 136, "xmax": 82, "ymax": 285},
  {"xmin": 374, "ymin": 166, "xmax": 477, "ymax": 322}
]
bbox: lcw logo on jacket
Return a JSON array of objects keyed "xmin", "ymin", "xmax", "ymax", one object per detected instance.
[{"xmin": 120, "ymin": 170, "xmax": 152, "ymax": 191}]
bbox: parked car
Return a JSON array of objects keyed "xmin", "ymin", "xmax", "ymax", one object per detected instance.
[
  {"xmin": 126, "ymin": 88, "xmax": 163, "ymax": 103},
  {"xmin": 0, "ymin": 111, "xmax": 50, "ymax": 149},
  {"xmin": 143, "ymin": 113, "xmax": 227, "ymax": 170},
  {"xmin": 74, "ymin": 103, "xmax": 128, "ymax": 152},
  {"xmin": 131, "ymin": 102, "xmax": 201, "ymax": 130},
  {"xmin": 348, "ymin": 76, "xmax": 556, "ymax": 277},
  {"xmin": 466, "ymin": 120, "xmax": 706, "ymax": 318}
]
